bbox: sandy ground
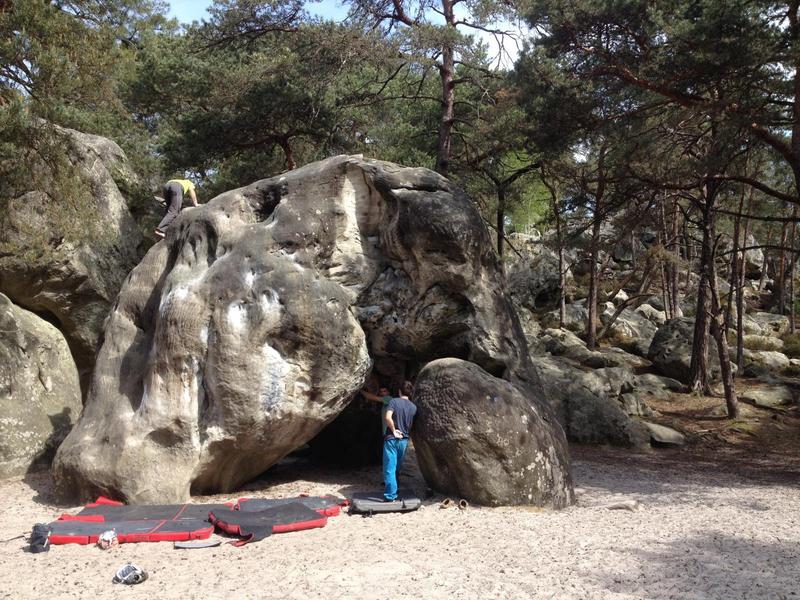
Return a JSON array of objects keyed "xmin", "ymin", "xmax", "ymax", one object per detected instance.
[{"xmin": 1, "ymin": 447, "xmax": 799, "ymax": 600}]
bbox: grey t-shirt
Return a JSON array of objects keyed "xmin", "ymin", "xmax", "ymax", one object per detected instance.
[{"xmin": 385, "ymin": 396, "xmax": 417, "ymax": 439}]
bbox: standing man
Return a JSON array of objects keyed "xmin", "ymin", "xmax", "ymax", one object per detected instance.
[
  {"xmin": 155, "ymin": 177, "xmax": 200, "ymax": 239},
  {"xmin": 382, "ymin": 381, "xmax": 416, "ymax": 502}
]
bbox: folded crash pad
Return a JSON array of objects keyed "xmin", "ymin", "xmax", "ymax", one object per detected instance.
[
  {"xmin": 209, "ymin": 503, "xmax": 328, "ymax": 546},
  {"xmin": 236, "ymin": 494, "xmax": 347, "ymax": 517},
  {"xmin": 47, "ymin": 519, "xmax": 213, "ymax": 545},
  {"xmin": 348, "ymin": 491, "xmax": 421, "ymax": 514}
]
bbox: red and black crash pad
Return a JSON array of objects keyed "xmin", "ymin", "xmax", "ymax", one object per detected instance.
[
  {"xmin": 47, "ymin": 519, "xmax": 213, "ymax": 545},
  {"xmin": 236, "ymin": 494, "xmax": 347, "ymax": 517},
  {"xmin": 208, "ymin": 503, "xmax": 328, "ymax": 546},
  {"xmin": 61, "ymin": 502, "xmax": 233, "ymax": 523}
]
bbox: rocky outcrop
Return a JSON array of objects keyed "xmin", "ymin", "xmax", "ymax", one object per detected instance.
[
  {"xmin": 743, "ymin": 350, "xmax": 790, "ymax": 371},
  {"xmin": 648, "ymin": 318, "xmax": 722, "ymax": 385},
  {"xmin": 54, "ymin": 156, "xmax": 546, "ymax": 503},
  {"xmin": 535, "ymin": 356, "xmax": 650, "ymax": 448},
  {"xmin": 413, "ymin": 358, "xmax": 574, "ymax": 508},
  {"xmin": 541, "ymin": 303, "xmax": 589, "ymax": 331},
  {"xmin": 740, "ymin": 385, "xmax": 794, "ymax": 407},
  {"xmin": 0, "ymin": 125, "xmax": 143, "ymax": 391},
  {"xmin": 0, "ymin": 294, "xmax": 82, "ymax": 478},
  {"xmin": 507, "ymin": 234, "xmax": 570, "ymax": 313},
  {"xmin": 601, "ymin": 306, "xmax": 658, "ymax": 356},
  {"xmin": 748, "ymin": 312, "xmax": 790, "ymax": 338},
  {"xmin": 635, "ymin": 304, "xmax": 667, "ymax": 327}
]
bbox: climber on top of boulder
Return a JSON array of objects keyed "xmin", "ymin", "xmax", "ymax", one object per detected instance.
[{"xmin": 154, "ymin": 178, "xmax": 200, "ymax": 239}]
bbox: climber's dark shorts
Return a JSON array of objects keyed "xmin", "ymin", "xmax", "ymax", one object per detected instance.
[{"xmin": 156, "ymin": 182, "xmax": 184, "ymax": 233}]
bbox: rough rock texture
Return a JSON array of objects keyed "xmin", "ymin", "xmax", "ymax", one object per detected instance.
[
  {"xmin": 541, "ymin": 303, "xmax": 589, "ymax": 331},
  {"xmin": 601, "ymin": 307, "xmax": 658, "ymax": 356},
  {"xmin": 742, "ymin": 335, "xmax": 783, "ymax": 352},
  {"xmin": 0, "ymin": 126, "xmax": 143, "ymax": 391},
  {"xmin": 635, "ymin": 304, "xmax": 667, "ymax": 327},
  {"xmin": 740, "ymin": 385, "xmax": 794, "ymax": 407},
  {"xmin": 648, "ymin": 318, "xmax": 722, "ymax": 385},
  {"xmin": 507, "ymin": 233, "xmax": 571, "ymax": 313},
  {"xmin": 54, "ymin": 156, "xmax": 544, "ymax": 502},
  {"xmin": 749, "ymin": 312, "xmax": 790, "ymax": 338},
  {"xmin": 642, "ymin": 422, "xmax": 685, "ymax": 446},
  {"xmin": 743, "ymin": 350, "xmax": 790, "ymax": 371},
  {"xmin": 635, "ymin": 373, "xmax": 687, "ymax": 401},
  {"xmin": 413, "ymin": 358, "xmax": 574, "ymax": 507},
  {"xmin": 533, "ymin": 328, "xmax": 650, "ymax": 371},
  {"xmin": 0, "ymin": 294, "xmax": 82, "ymax": 478},
  {"xmin": 535, "ymin": 356, "xmax": 650, "ymax": 448}
]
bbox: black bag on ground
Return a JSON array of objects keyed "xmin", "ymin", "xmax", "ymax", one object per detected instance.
[{"xmin": 29, "ymin": 523, "xmax": 51, "ymax": 553}]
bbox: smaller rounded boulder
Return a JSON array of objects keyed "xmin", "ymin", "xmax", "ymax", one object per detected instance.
[{"xmin": 412, "ymin": 358, "xmax": 574, "ymax": 508}]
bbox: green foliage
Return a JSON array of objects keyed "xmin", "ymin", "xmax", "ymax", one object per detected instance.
[{"xmin": 0, "ymin": 0, "xmax": 170, "ymax": 252}]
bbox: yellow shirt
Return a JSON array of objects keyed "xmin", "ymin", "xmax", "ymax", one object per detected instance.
[{"xmin": 167, "ymin": 179, "xmax": 195, "ymax": 195}]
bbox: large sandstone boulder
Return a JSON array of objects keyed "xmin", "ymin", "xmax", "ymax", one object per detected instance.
[
  {"xmin": 413, "ymin": 358, "xmax": 573, "ymax": 507},
  {"xmin": 648, "ymin": 318, "xmax": 723, "ymax": 385},
  {"xmin": 54, "ymin": 156, "xmax": 544, "ymax": 502},
  {"xmin": 0, "ymin": 294, "xmax": 82, "ymax": 478},
  {"xmin": 0, "ymin": 125, "xmax": 143, "ymax": 391}
]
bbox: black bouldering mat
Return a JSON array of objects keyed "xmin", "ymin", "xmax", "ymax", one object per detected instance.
[
  {"xmin": 47, "ymin": 518, "xmax": 213, "ymax": 545},
  {"xmin": 348, "ymin": 491, "xmax": 421, "ymax": 514},
  {"xmin": 236, "ymin": 495, "xmax": 347, "ymax": 516},
  {"xmin": 65, "ymin": 502, "xmax": 231, "ymax": 522},
  {"xmin": 209, "ymin": 503, "xmax": 328, "ymax": 546}
]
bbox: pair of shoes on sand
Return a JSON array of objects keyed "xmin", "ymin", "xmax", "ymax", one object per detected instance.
[
  {"xmin": 113, "ymin": 563, "xmax": 147, "ymax": 585},
  {"xmin": 439, "ymin": 498, "xmax": 468, "ymax": 510}
]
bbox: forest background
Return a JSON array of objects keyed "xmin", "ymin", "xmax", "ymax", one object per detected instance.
[{"xmin": 5, "ymin": 0, "xmax": 800, "ymax": 418}]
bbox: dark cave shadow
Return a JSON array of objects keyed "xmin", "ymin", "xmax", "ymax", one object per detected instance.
[
  {"xmin": 22, "ymin": 408, "xmax": 78, "ymax": 508},
  {"xmin": 235, "ymin": 446, "xmax": 445, "ymax": 510}
]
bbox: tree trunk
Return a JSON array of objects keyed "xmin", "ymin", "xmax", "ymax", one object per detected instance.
[
  {"xmin": 736, "ymin": 205, "xmax": 750, "ymax": 370},
  {"xmin": 586, "ymin": 206, "xmax": 602, "ymax": 350},
  {"xmin": 496, "ymin": 187, "xmax": 506, "ymax": 261},
  {"xmin": 435, "ymin": 0, "xmax": 456, "ymax": 176},
  {"xmin": 670, "ymin": 197, "xmax": 682, "ymax": 318},
  {"xmin": 758, "ymin": 226, "xmax": 773, "ymax": 292},
  {"xmin": 726, "ymin": 191, "xmax": 744, "ymax": 331},
  {"xmin": 690, "ymin": 184, "xmax": 715, "ymax": 394},
  {"xmin": 778, "ymin": 219, "xmax": 788, "ymax": 314},
  {"xmin": 791, "ymin": 206, "xmax": 798, "ymax": 333},
  {"xmin": 709, "ymin": 249, "xmax": 740, "ymax": 419},
  {"xmin": 279, "ymin": 137, "xmax": 296, "ymax": 170}
]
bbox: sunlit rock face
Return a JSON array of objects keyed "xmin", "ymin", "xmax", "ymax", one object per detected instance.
[
  {"xmin": 53, "ymin": 156, "xmax": 554, "ymax": 503},
  {"xmin": 0, "ymin": 294, "xmax": 82, "ymax": 478}
]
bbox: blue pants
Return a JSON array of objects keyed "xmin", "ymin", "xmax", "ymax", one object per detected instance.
[{"xmin": 382, "ymin": 438, "xmax": 408, "ymax": 501}]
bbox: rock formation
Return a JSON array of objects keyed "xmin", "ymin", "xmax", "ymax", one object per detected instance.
[
  {"xmin": 54, "ymin": 156, "xmax": 560, "ymax": 503},
  {"xmin": 0, "ymin": 125, "xmax": 143, "ymax": 391},
  {"xmin": 413, "ymin": 358, "xmax": 574, "ymax": 507},
  {"xmin": 0, "ymin": 294, "xmax": 82, "ymax": 478},
  {"xmin": 648, "ymin": 318, "xmax": 723, "ymax": 385}
]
